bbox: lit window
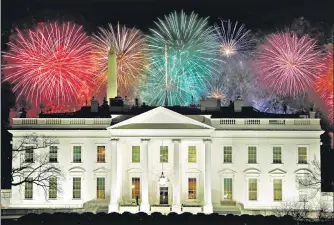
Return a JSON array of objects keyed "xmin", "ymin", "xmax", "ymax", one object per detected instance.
[
  {"xmin": 188, "ymin": 178, "xmax": 197, "ymax": 199},
  {"xmin": 224, "ymin": 178, "xmax": 233, "ymax": 200},
  {"xmin": 25, "ymin": 147, "xmax": 34, "ymax": 163},
  {"xmin": 188, "ymin": 146, "xmax": 196, "ymax": 163},
  {"xmin": 273, "ymin": 179, "xmax": 282, "ymax": 201},
  {"xmin": 97, "ymin": 177, "xmax": 105, "ymax": 200},
  {"xmin": 248, "ymin": 179, "xmax": 257, "ymax": 200},
  {"xmin": 97, "ymin": 146, "xmax": 105, "ymax": 163},
  {"xmin": 49, "ymin": 177, "xmax": 57, "ymax": 199},
  {"xmin": 224, "ymin": 146, "xmax": 232, "ymax": 163},
  {"xmin": 273, "ymin": 147, "xmax": 282, "ymax": 164},
  {"xmin": 73, "ymin": 177, "xmax": 81, "ymax": 199},
  {"xmin": 132, "ymin": 146, "xmax": 140, "ymax": 163},
  {"xmin": 160, "ymin": 146, "xmax": 168, "ymax": 163},
  {"xmin": 25, "ymin": 178, "xmax": 33, "ymax": 199},
  {"xmin": 248, "ymin": 146, "xmax": 257, "ymax": 164},
  {"xmin": 49, "ymin": 146, "xmax": 58, "ymax": 163},
  {"xmin": 73, "ymin": 146, "xmax": 81, "ymax": 163},
  {"xmin": 298, "ymin": 147, "xmax": 307, "ymax": 164},
  {"xmin": 132, "ymin": 177, "xmax": 140, "ymax": 199}
]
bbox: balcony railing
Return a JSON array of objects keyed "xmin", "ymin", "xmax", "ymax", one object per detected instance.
[{"xmin": 12, "ymin": 118, "xmax": 112, "ymax": 127}]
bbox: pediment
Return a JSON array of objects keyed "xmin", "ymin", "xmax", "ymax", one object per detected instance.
[
  {"xmin": 107, "ymin": 107, "xmax": 213, "ymax": 130},
  {"xmin": 243, "ymin": 168, "xmax": 261, "ymax": 174},
  {"xmin": 269, "ymin": 168, "xmax": 286, "ymax": 175},
  {"xmin": 218, "ymin": 169, "xmax": 236, "ymax": 176},
  {"xmin": 68, "ymin": 166, "xmax": 86, "ymax": 176},
  {"xmin": 294, "ymin": 168, "xmax": 312, "ymax": 175},
  {"xmin": 93, "ymin": 167, "xmax": 109, "ymax": 174}
]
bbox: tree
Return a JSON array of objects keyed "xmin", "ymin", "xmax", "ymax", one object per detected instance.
[{"xmin": 11, "ymin": 133, "xmax": 64, "ymax": 199}]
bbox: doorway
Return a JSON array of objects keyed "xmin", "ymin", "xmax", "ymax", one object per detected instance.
[{"xmin": 159, "ymin": 187, "xmax": 168, "ymax": 204}]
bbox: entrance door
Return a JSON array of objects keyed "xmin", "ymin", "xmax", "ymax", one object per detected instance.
[{"xmin": 159, "ymin": 187, "xmax": 168, "ymax": 204}]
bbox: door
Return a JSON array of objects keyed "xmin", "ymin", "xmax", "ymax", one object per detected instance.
[{"xmin": 159, "ymin": 187, "xmax": 168, "ymax": 204}]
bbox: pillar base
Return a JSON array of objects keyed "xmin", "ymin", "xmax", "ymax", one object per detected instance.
[
  {"xmin": 203, "ymin": 204, "xmax": 213, "ymax": 214},
  {"xmin": 108, "ymin": 203, "xmax": 119, "ymax": 213},
  {"xmin": 172, "ymin": 205, "xmax": 182, "ymax": 213},
  {"xmin": 140, "ymin": 202, "xmax": 150, "ymax": 213}
]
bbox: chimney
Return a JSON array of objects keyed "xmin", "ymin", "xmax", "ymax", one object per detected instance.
[
  {"xmin": 309, "ymin": 107, "xmax": 316, "ymax": 118},
  {"xmin": 107, "ymin": 49, "xmax": 117, "ymax": 102},
  {"xmin": 91, "ymin": 96, "xmax": 99, "ymax": 113},
  {"xmin": 234, "ymin": 96, "xmax": 243, "ymax": 112}
]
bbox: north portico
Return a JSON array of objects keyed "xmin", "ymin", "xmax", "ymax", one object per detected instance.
[{"xmin": 107, "ymin": 107, "xmax": 215, "ymax": 213}]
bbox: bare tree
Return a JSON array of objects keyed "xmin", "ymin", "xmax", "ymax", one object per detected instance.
[{"xmin": 11, "ymin": 133, "xmax": 64, "ymax": 199}]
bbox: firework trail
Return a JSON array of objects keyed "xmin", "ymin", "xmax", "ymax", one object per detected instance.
[
  {"xmin": 254, "ymin": 32, "xmax": 324, "ymax": 97},
  {"xmin": 140, "ymin": 11, "xmax": 221, "ymax": 106},
  {"xmin": 214, "ymin": 20, "xmax": 255, "ymax": 60},
  {"xmin": 2, "ymin": 22, "xmax": 95, "ymax": 105},
  {"xmin": 92, "ymin": 23, "xmax": 148, "ymax": 97}
]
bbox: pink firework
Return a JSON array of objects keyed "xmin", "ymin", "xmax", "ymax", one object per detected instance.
[
  {"xmin": 254, "ymin": 32, "xmax": 324, "ymax": 97},
  {"xmin": 2, "ymin": 22, "xmax": 96, "ymax": 105}
]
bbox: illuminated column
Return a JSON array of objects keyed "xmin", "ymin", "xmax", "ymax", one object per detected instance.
[
  {"xmin": 107, "ymin": 50, "xmax": 117, "ymax": 101},
  {"xmin": 140, "ymin": 139, "xmax": 150, "ymax": 212},
  {"xmin": 172, "ymin": 139, "xmax": 181, "ymax": 213},
  {"xmin": 203, "ymin": 139, "xmax": 213, "ymax": 214},
  {"xmin": 108, "ymin": 138, "xmax": 119, "ymax": 212}
]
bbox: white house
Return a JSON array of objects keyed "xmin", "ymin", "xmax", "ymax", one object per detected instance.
[{"xmin": 8, "ymin": 101, "xmax": 330, "ymax": 215}]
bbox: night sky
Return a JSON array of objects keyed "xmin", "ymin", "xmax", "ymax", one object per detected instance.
[{"xmin": 1, "ymin": 0, "xmax": 334, "ymax": 189}]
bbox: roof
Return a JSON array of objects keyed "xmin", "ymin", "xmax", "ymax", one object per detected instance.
[{"xmin": 114, "ymin": 123, "xmax": 210, "ymax": 129}]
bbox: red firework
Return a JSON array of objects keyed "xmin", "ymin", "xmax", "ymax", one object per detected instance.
[
  {"xmin": 2, "ymin": 22, "xmax": 96, "ymax": 105},
  {"xmin": 315, "ymin": 52, "xmax": 333, "ymax": 124},
  {"xmin": 254, "ymin": 32, "xmax": 324, "ymax": 97}
]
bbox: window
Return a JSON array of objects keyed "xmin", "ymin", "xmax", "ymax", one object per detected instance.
[
  {"xmin": 132, "ymin": 177, "xmax": 140, "ymax": 199},
  {"xmin": 97, "ymin": 146, "xmax": 105, "ymax": 163},
  {"xmin": 188, "ymin": 146, "xmax": 196, "ymax": 163},
  {"xmin": 248, "ymin": 179, "xmax": 257, "ymax": 200},
  {"xmin": 73, "ymin": 177, "xmax": 81, "ymax": 199},
  {"xmin": 25, "ymin": 147, "xmax": 34, "ymax": 163},
  {"xmin": 73, "ymin": 146, "xmax": 82, "ymax": 163},
  {"xmin": 224, "ymin": 146, "xmax": 232, "ymax": 163},
  {"xmin": 273, "ymin": 179, "xmax": 282, "ymax": 201},
  {"xmin": 273, "ymin": 147, "xmax": 282, "ymax": 164},
  {"xmin": 298, "ymin": 147, "xmax": 307, "ymax": 164},
  {"xmin": 132, "ymin": 146, "xmax": 140, "ymax": 163},
  {"xmin": 160, "ymin": 146, "xmax": 168, "ymax": 163},
  {"xmin": 296, "ymin": 175, "xmax": 308, "ymax": 202},
  {"xmin": 248, "ymin": 146, "xmax": 257, "ymax": 164},
  {"xmin": 224, "ymin": 178, "xmax": 233, "ymax": 200},
  {"xmin": 97, "ymin": 177, "xmax": 105, "ymax": 200},
  {"xmin": 49, "ymin": 146, "xmax": 58, "ymax": 163},
  {"xmin": 25, "ymin": 178, "xmax": 33, "ymax": 199},
  {"xmin": 49, "ymin": 177, "xmax": 57, "ymax": 199},
  {"xmin": 188, "ymin": 178, "xmax": 197, "ymax": 199}
]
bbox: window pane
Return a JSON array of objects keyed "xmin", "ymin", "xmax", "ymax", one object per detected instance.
[
  {"xmin": 298, "ymin": 147, "xmax": 307, "ymax": 164},
  {"xmin": 224, "ymin": 178, "xmax": 233, "ymax": 200},
  {"xmin": 73, "ymin": 177, "xmax": 81, "ymax": 199},
  {"xmin": 248, "ymin": 147, "xmax": 257, "ymax": 164},
  {"xmin": 49, "ymin": 177, "xmax": 57, "ymax": 199},
  {"xmin": 25, "ymin": 178, "xmax": 33, "ymax": 199},
  {"xmin": 49, "ymin": 146, "xmax": 58, "ymax": 163},
  {"xmin": 160, "ymin": 146, "xmax": 168, "ymax": 163},
  {"xmin": 188, "ymin": 178, "xmax": 197, "ymax": 199},
  {"xmin": 97, "ymin": 177, "xmax": 105, "ymax": 199},
  {"xmin": 248, "ymin": 179, "xmax": 257, "ymax": 200},
  {"xmin": 73, "ymin": 146, "xmax": 82, "ymax": 163},
  {"xmin": 132, "ymin": 177, "xmax": 140, "ymax": 199},
  {"xmin": 132, "ymin": 146, "xmax": 140, "ymax": 163},
  {"xmin": 97, "ymin": 146, "xmax": 105, "ymax": 162},
  {"xmin": 274, "ymin": 179, "xmax": 282, "ymax": 201},
  {"xmin": 273, "ymin": 147, "xmax": 282, "ymax": 164},
  {"xmin": 188, "ymin": 146, "xmax": 196, "ymax": 163},
  {"xmin": 224, "ymin": 146, "xmax": 232, "ymax": 163},
  {"xmin": 25, "ymin": 147, "xmax": 34, "ymax": 163}
]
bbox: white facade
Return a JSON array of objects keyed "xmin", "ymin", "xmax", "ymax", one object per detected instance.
[{"xmin": 9, "ymin": 107, "xmax": 328, "ymax": 214}]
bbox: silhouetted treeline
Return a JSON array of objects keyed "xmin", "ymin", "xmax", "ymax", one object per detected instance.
[{"xmin": 1, "ymin": 212, "xmax": 332, "ymax": 225}]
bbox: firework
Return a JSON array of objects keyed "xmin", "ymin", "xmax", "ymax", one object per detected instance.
[
  {"xmin": 315, "ymin": 52, "xmax": 333, "ymax": 124},
  {"xmin": 214, "ymin": 20, "xmax": 255, "ymax": 59},
  {"xmin": 92, "ymin": 23, "xmax": 148, "ymax": 97},
  {"xmin": 202, "ymin": 73, "xmax": 228, "ymax": 105},
  {"xmin": 140, "ymin": 11, "xmax": 220, "ymax": 106},
  {"xmin": 2, "ymin": 22, "xmax": 95, "ymax": 105},
  {"xmin": 254, "ymin": 32, "xmax": 324, "ymax": 97}
]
